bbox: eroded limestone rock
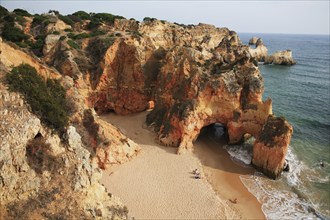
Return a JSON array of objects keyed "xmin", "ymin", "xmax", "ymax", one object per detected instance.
[
  {"xmin": 0, "ymin": 81, "xmax": 129, "ymax": 219},
  {"xmin": 249, "ymin": 37, "xmax": 259, "ymax": 45},
  {"xmin": 253, "ymin": 116, "xmax": 293, "ymax": 179},
  {"xmin": 265, "ymin": 50, "xmax": 297, "ymax": 65}
]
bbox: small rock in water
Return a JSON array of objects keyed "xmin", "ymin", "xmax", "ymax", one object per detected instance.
[{"xmin": 283, "ymin": 159, "xmax": 290, "ymax": 172}]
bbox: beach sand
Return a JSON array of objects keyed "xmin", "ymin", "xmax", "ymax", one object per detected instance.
[{"xmin": 100, "ymin": 112, "xmax": 265, "ymax": 219}]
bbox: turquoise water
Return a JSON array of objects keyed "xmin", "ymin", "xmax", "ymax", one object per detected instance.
[{"xmin": 235, "ymin": 33, "xmax": 330, "ymax": 219}]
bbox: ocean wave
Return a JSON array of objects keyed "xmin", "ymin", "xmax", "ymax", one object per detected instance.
[
  {"xmin": 283, "ymin": 149, "xmax": 304, "ymax": 186},
  {"xmin": 240, "ymin": 174, "xmax": 324, "ymax": 220},
  {"xmin": 223, "ymin": 143, "xmax": 329, "ymax": 219},
  {"xmin": 223, "ymin": 143, "xmax": 253, "ymax": 167}
]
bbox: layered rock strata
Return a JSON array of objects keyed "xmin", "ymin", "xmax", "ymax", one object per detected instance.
[{"xmin": 0, "ymin": 80, "xmax": 129, "ymax": 219}]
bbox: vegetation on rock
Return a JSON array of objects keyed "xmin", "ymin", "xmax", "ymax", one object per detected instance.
[
  {"xmin": 1, "ymin": 23, "xmax": 29, "ymax": 43},
  {"xmin": 6, "ymin": 64, "xmax": 68, "ymax": 132}
]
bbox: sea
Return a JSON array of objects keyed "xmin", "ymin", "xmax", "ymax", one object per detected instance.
[{"xmin": 224, "ymin": 33, "xmax": 330, "ymax": 219}]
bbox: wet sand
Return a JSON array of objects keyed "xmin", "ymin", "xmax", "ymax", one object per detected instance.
[
  {"xmin": 195, "ymin": 129, "xmax": 265, "ymax": 219},
  {"xmin": 100, "ymin": 111, "xmax": 265, "ymax": 219}
]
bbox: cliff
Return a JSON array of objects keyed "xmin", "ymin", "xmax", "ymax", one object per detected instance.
[
  {"xmin": 0, "ymin": 73, "xmax": 130, "ymax": 219},
  {"xmin": 0, "ymin": 7, "xmax": 293, "ymax": 218}
]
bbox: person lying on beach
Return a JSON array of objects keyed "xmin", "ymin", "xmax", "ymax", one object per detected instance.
[
  {"xmin": 229, "ymin": 198, "xmax": 238, "ymax": 204},
  {"xmin": 194, "ymin": 173, "xmax": 201, "ymax": 179}
]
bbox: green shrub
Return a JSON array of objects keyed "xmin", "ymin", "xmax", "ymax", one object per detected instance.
[
  {"xmin": 67, "ymin": 39, "xmax": 80, "ymax": 49},
  {"xmin": 67, "ymin": 14, "xmax": 82, "ymax": 23},
  {"xmin": 48, "ymin": 10, "xmax": 59, "ymax": 15},
  {"xmin": 90, "ymin": 30, "xmax": 106, "ymax": 37},
  {"xmin": 72, "ymin": 32, "xmax": 90, "ymax": 39},
  {"xmin": 28, "ymin": 36, "xmax": 45, "ymax": 57},
  {"xmin": 15, "ymin": 15, "xmax": 26, "ymax": 26},
  {"xmin": 143, "ymin": 17, "xmax": 156, "ymax": 22},
  {"xmin": 13, "ymin": 8, "xmax": 31, "ymax": 17},
  {"xmin": 1, "ymin": 23, "xmax": 29, "ymax": 42},
  {"xmin": 59, "ymin": 15, "xmax": 74, "ymax": 26},
  {"xmin": 59, "ymin": 36, "xmax": 66, "ymax": 41},
  {"xmin": 72, "ymin": 10, "xmax": 90, "ymax": 20},
  {"xmin": 52, "ymin": 31, "xmax": 60, "ymax": 35},
  {"xmin": 67, "ymin": 32, "xmax": 75, "ymax": 39},
  {"xmin": 0, "ymin": 5, "xmax": 9, "ymax": 18},
  {"xmin": 16, "ymin": 41, "xmax": 28, "ymax": 48},
  {"xmin": 3, "ymin": 14, "xmax": 14, "ymax": 22},
  {"xmin": 31, "ymin": 15, "xmax": 48, "ymax": 28},
  {"xmin": 6, "ymin": 64, "xmax": 68, "ymax": 132},
  {"xmin": 87, "ymin": 20, "xmax": 101, "ymax": 30},
  {"xmin": 93, "ymin": 13, "xmax": 114, "ymax": 24}
]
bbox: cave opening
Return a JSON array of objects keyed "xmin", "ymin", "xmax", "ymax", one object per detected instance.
[{"xmin": 197, "ymin": 123, "xmax": 228, "ymax": 144}]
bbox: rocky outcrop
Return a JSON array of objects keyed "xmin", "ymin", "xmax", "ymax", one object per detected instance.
[
  {"xmin": 87, "ymin": 21, "xmax": 239, "ymax": 114},
  {"xmin": 253, "ymin": 116, "xmax": 293, "ymax": 179},
  {"xmin": 80, "ymin": 109, "xmax": 141, "ymax": 169},
  {"xmin": 139, "ymin": 28, "xmax": 292, "ymax": 179},
  {"xmin": 45, "ymin": 19, "xmax": 71, "ymax": 34},
  {"xmin": 248, "ymin": 37, "xmax": 268, "ymax": 62},
  {"xmin": 264, "ymin": 50, "xmax": 296, "ymax": 65},
  {"xmin": 43, "ymin": 34, "xmax": 61, "ymax": 55},
  {"xmin": 0, "ymin": 10, "xmax": 293, "ymax": 188},
  {"xmin": 0, "ymin": 81, "xmax": 129, "ymax": 219},
  {"xmin": 249, "ymin": 37, "xmax": 258, "ymax": 45},
  {"xmin": 0, "ymin": 37, "xmax": 60, "ymax": 79},
  {"xmin": 53, "ymin": 18, "xmax": 291, "ymax": 179}
]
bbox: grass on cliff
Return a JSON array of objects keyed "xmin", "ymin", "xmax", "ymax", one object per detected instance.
[{"xmin": 6, "ymin": 64, "xmax": 68, "ymax": 133}]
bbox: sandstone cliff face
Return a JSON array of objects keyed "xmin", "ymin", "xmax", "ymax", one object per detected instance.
[
  {"xmin": 1, "ymin": 13, "xmax": 293, "ymax": 197},
  {"xmin": 146, "ymin": 36, "xmax": 273, "ymax": 152},
  {"xmin": 86, "ymin": 20, "xmax": 237, "ymax": 114},
  {"xmin": 0, "ymin": 37, "xmax": 60, "ymax": 79},
  {"xmin": 0, "ymin": 80, "xmax": 129, "ymax": 219},
  {"xmin": 35, "ymin": 17, "xmax": 292, "ymax": 179}
]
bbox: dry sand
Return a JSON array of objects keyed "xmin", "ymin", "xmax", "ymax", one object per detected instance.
[{"xmin": 100, "ymin": 112, "xmax": 265, "ymax": 219}]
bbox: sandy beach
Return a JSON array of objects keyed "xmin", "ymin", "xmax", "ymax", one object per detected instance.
[{"xmin": 100, "ymin": 112, "xmax": 265, "ymax": 219}]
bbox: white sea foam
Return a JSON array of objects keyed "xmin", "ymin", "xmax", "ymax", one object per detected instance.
[
  {"xmin": 283, "ymin": 148, "xmax": 304, "ymax": 186},
  {"xmin": 223, "ymin": 144, "xmax": 252, "ymax": 166},
  {"xmin": 223, "ymin": 144, "xmax": 327, "ymax": 219},
  {"xmin": 240, "ymin": 174, "xmax": 320, "ymax": 220}
]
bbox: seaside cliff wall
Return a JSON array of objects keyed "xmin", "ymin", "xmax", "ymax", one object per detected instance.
[
  {"xmin": 0, "ymin": 12, "xmax": 293, "ymax": 220},
  {"xmin": 83, "ymin": 19, "xmax": 293, "ymax": 179}
]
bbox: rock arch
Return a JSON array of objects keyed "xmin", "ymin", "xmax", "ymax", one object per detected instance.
[{"xmin": 146, "ymin": 43, "xmax": 293, "ymax": 179}]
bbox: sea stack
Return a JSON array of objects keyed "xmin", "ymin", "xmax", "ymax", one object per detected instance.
[
  {"xmin": 248, "ymin": 37, "xmax": 268, "ymax": 62},
  {"xmin": 264, "ymin": 50, "xmax": 297, "ymax": 65},
  {"xmin": 249, "ymin": 36, "xmax": 259, "ymax": 45},
  {"xmin": 252, "ymin": 116, "xmax": 293, "ymax": 179}
]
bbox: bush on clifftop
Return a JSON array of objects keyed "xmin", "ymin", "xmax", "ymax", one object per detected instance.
[
  {"xmin": 6, "ymin": 64, "xmax": 69, "ymax": 133},
  {"xmin": 1, "ymin": 23, "xmax": 29, "ymax": 42}
]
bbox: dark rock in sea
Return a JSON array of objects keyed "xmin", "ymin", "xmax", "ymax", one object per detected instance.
[{"xmin": 283, "ymin": 159, "xmax": 290, "ymax": 172}]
